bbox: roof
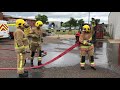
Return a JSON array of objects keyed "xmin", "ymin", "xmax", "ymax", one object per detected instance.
[{"xmin": 3, "ymin": 14, "xmax": 36, "ymax": 21}]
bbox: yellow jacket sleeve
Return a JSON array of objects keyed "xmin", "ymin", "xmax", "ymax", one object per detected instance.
[
  {"xmin": 14, "ymin": 30, "xmax": 24, "ymax": 47},
  {"xmin": 79, "ymin": 32, "xmax": 84, "ymax": 44},
  {"xmin": 79, "ymin": 32, "xmax": 89, "ymax": 45}
]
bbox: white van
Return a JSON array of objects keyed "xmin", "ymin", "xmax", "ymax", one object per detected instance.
[
  {"xmin": 0, "ymin": 20, "xmax": 10, "ymax": 39},
  {"xmin": 7, "ymin": 21, "xmax": 16, "ymax": 39}
]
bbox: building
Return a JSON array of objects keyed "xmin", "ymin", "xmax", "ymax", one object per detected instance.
[
  {"xmin": 48, "ymin": 21, "xmax": 61, "ymax": 30},
  {"xmin": 3, "ymin": 15, "xmax": 36, "ymax": 27},
  {"xmin": 0, "ymin": 12, "xmax": 36, "ymax": 27},
  {"xmin": 107, "ymin": 12, "xmax": 120, "ymax": 74},
  {"xmin": 0, "ymin": 12, "xmax": 37, "ymax": 39},
  {"xmin": 0, "ymin": 12, "xmax": 4, "ymax": 20},
  {"xmin": 107, "ymin": 12, "xmax": 120, "ymax": 39}
]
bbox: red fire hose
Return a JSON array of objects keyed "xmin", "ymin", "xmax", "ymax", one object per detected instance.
[
  {"xmin": 0, "ymin": 48, "xmax": 15, "ymax": 51},
  {"xmin": 0, "ymin": 42, "xmax": 79, "ymax": 70}
]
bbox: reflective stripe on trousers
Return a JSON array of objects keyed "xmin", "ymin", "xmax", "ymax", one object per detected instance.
[
  {"xmin": 90, "ymin": 62, "xmax": 95, "ymax": 67},
  {"xmin": 17, "ymin": 53, "xmax": 24, "ymax": 72},
  {"xmin": 80, "ymin": 44, "xmax": 94, "ymax": 51},
  {"xmin": 38, "ymin": 57, "xmax": 42, "ymax": 61},
  {"xmin": 80, "ymin": 62, "xmax": 85, "ymax": 67}
]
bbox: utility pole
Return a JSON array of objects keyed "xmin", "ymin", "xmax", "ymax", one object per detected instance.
[{"xmin": 88, "ymin": 12, "xmax": 90, "ymax": 24}]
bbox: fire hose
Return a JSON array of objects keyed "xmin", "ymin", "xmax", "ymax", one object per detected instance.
[
  {"xmin": 0, "ymin": 48, "xmax": 55, "ymax": 51},
  {"xmin": 0, "ymin": 48, "xmax": 15, "ymax": 51},
  {"xmin": 0, "ymin": 42, "xmax": 79, "ymax": 70},
  {"xmin": 0, "ymin": 54, "xmax": 46, "ymax": 60}
]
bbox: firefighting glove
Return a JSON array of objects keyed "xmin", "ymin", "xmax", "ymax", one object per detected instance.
[
  {"xmin": 15, "ymin": 46, "xmax": 26, "ymax": 53},
  {"xmin": 27, "ymin": 34, "xmax": 38, "ymax": 38},
  {"xmin": 83, "ymin": 40, "xmax": 88, "ymax": 45},
  {"xmin": 23, "ymin": 38, "xmax": 28, "ymax": 41},
  {"xmin": 32, "ymin": 35, "xmax": 39, "ymax": 38},
  {"xmin": 88, "ymin": 43, "xmax": 92, "ymax": 46},
  {"xmin": 86, "ymin": 40, "xmax": 92, "ymax": 46},
  {"xmin": 88, "ymin": 40, "xmax": 95, "ymax": 44},
  {"xmin": 24, "ymin": 45, "xmax": 30, "ymax": 52}
]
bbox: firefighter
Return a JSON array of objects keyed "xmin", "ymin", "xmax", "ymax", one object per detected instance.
[
  {"xmin": 23, "ymin": 23, "xmax": 31, "ymax": 64},
  {"xmin": 14, "ymin": 19, "xmax": 29, "ymax": 77},
  {"xmin": 27, "ymin": 20, "xmax": 43, "ymax": 67},
  {"xmin": 91, "ymin": 18, "xmax": 97, "ymax": 45},
  {"xmin": 24, "ymin": 23, "xmax": 31, "ymax": 37},
  {"xmin": 91, "ymin": 18, "xmax": 96, "ymax": 28},
  {"xmin": 79, "ymin": 25, "xmax": 96, "ymax": 70}
]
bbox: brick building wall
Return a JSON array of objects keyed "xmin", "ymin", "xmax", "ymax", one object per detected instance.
[
  {"xmin": 26, "ymin": 20, "xmax": 36, "ymax": 27},
  {"xmin": 0, "ymin": 12, "xmax": 3, "ymax": 20},
  {"xmin": 4, "ymin": 16, "xmax": 36, "ymax": 27}
]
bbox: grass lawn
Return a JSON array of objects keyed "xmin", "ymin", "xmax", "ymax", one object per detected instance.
[{"xmin": 48, "ymin": 29, "xmax": 79, "ymax": 35}]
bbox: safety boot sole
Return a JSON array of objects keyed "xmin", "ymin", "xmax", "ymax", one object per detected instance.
[
  {"xmin": 90, "ymin": 66, "xmax": 96, "ymax": 70},
  {"xmin": 81, "ymin": 67, "xmax": 85, "ymax": 70},
  {"xmin": 19, "ymin": 72, "xmax": 28, "ymax": 78}
]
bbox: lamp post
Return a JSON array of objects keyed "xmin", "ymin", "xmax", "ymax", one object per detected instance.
[{"xmin": 88, "ymin": 12, "xmax": 90, "ymax": 24}]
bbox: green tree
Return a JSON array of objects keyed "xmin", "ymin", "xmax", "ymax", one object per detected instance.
[
  {"xmin": 68, "ymin": 17, "xmax": 77, "ymax": 30},
  {"xmin": 90, "ymin": 18, "xmax": 100, "ymax": 25},
  {"xmin": 73, "ymin": 19, "xmax": 78, "ymax": 29},
  {"xmin": 95, "ymin": 19, "xmax": 100, "ymax": 25},
  {"xmin": 35, "ymin": 14, "xmax": 48, "ymax": 24},
  {"xmin": 62, "ymin": 17, "xmax": 78, "ymax": 30},
  {"xmin": 62, "ymin": 21, "xmax": 70, "ymax": 28},
  {"xmin": 61, "ymin": 22, "xmax": 64, "ymax": 26},
  {"xmin": 78, "ymin": 19, "xmax": 84, "ymax": 30}
]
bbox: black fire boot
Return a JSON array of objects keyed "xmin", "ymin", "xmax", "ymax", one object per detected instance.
[
  {"xmin": 81, "ymin": 67, "xmax": 85, "ymax": 70},
  {"xmin": 31, "ymin": 60, "xmax": 34, "ymax": 67},
  {"xmin": 31, "ymin": 51, "xmax": 35, "ymax": 67},
  {"xmin": 90, "ymin": 56, "xmax": 96, "ymax": 70},
  {"xmin": 19, "ymin": 72, "xmax": 28, "ymax": 78},
  {"xmin": 80, "ymin": 56, "xmax": 85, "ymax": 70},
  {"xmin": 38, "ymin": 61, "xmax": 42, "ymax": 66},
  {"xmin": 38, "ymin": 50, "xmax": 42, "ymax": 66},
  {"xmin": 24, "ymin": 71, "xmax": 28, "ymax": 73},
  {"xmin": 90, "ymin": 66, "xmax": 96, "ymax": 70}
]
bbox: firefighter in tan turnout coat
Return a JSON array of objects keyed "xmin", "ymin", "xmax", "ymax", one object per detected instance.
[
  {"xmin": 79, "ymin": 25, "xmax": 96, "ymax": 70},
  {"xmin": 27, "ymin": 21, "xmax": 43, "ymax": 67},
  {"xmin": 14, "ymin": 19, "xmax": 29, "ymax": 77}
]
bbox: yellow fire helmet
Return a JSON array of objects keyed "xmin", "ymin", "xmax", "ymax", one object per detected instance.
[
  {"xmin": 16, "ymin": 19, "xmax": 25, "ymax": 28},
  {"xmin": 35, "ymin": 21, "xmax": 43, "ymax": 27},
  {"xmin": 83, "ymin": 25, "xmax": 91, "ymax": 33}
]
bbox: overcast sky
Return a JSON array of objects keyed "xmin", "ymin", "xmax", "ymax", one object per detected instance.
[{"xmin": 3, "ymin": 12, "xmax": 110, "ymax": 24}]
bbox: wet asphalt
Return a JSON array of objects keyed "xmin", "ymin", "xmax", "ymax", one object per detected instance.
[{"xmin": 0, "ymin": 38, "xmax": 120, "ymax": 78}]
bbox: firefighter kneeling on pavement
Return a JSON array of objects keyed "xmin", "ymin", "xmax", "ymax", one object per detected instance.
[
  {"xmin": 79, "ymin": 25, "xmax": 96, "ymax": 70},
  {"xmin": 14, "ymin": 19, "xmax": 29, "ymax": 77},
  {"xmin": 27, "ymin": 21, "xmax": 43, "ymax": 67}
]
